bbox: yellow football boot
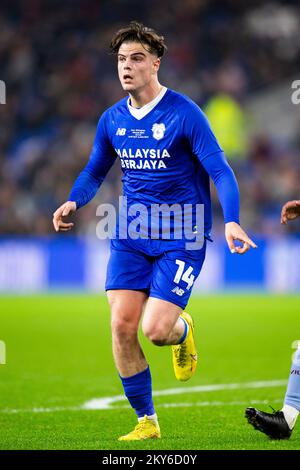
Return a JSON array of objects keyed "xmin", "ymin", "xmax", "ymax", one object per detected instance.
[
  {"xmin": 172, "ymin": 312, "xmax": 197, "ymax": 382},
  {"xmin": 118, "ymin": 415, "xmax": 161, "ymax": 441}
]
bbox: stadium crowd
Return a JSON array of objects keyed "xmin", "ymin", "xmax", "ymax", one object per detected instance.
[{"xmin": 0, "ymin": 0, "xmax": 299, "ymax": 237}]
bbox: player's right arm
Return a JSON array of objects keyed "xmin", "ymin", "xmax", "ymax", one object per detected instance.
[
  {"xmin": 53, "ymin": 112, "xmax": 116, "ymax": 232},
  {"xmin": 281, "ymin": 200, "xmax": 300, "ymax": 224}
]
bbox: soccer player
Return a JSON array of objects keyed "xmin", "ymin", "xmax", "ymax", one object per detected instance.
[
  {"xmin": 53, "ymin": 22, "xmax": 256, "ymax": 441},
  {"xmin": 245, "ymin": 199, "xmax": 300, "ymax": 439}
]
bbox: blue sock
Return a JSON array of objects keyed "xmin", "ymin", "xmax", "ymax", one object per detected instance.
[
  {"xmin": 120, "ymin": 366, "xmax": 155, "ymax": 418},
  {"xmin": 284, "ymin": 347, "xmax": 300, "ymax": 411},
  {"xmin": 177, "ymin": 317, "xmax": 188, "ymax": 344}
]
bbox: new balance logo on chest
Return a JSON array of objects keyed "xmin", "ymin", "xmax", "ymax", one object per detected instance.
[{"xmin": 116, "ymin": 128, "xmax": 126, "ymax": 136}]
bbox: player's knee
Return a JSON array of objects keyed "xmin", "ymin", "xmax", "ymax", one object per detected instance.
[
  {"xmin": 143, "ymin": 324, "xmax": 168, "ymax": 346},
  {"xmin": 111, "ymin": 316, "xmax": 138, "ymax": 339}
]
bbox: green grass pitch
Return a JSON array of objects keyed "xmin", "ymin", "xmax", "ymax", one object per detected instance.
[{"xmin": 0, "ymin": 294, "xmax": 299, "ymax": 450}]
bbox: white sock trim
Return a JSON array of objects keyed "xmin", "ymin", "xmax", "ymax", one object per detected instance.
[
  {"xmin": 180, "ymin": 317, "xmax": 189, "ymax": 339},
  {"xmin": 282, "ymin": 404, "xmax": 299, "ymax": 429},
  {"xmin": 138, "ymin": 413, "xmax": 158, "ymax": 425}
]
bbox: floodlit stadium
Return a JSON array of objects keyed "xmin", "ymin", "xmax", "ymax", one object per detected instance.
[{"xmin": 0, "ymin": 0, "xmax": 299, "ymax": 452}]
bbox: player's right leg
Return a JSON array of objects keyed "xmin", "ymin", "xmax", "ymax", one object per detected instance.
[
  {"xmin": 107, "ymin": 290, "xmax": 160, "ymax": 441},
  {"xmin": 105, "ymin": 239, "xmax": 160, "ymax": 440},
  {"xmin": 108, "ymin": 289, "xmax": 148, "ymax": 377}
]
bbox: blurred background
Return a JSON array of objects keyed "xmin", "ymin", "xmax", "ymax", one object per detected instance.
[{"xmin": 0, "ymin": 0, "xmax": 299, "ymax": 293}]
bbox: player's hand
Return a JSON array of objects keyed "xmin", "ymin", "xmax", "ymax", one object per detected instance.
[
  {"xmin": 225, "ymin": 222, "xmax": 257, "ymax": 255},
  {"xmin": 53, "ymin": 201, "xmax": 76, "ymax": 232},
  {"xmin": 280, "ymin": 200, "xmax": 300, "ymax": 225}
]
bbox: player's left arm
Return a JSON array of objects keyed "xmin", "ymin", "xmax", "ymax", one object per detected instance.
[
  {"xmin": 202, "ymin": 152, "xmax": 257, "ymax": 254},
  {"xmin": 184, "ymin": 101, "xmax": 257, "ymax": 254}
]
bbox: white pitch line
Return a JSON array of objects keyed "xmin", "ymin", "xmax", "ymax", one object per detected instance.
[
  {"xmin": 82, "ymin": 379, "xmax": 287, "ymax": 410},
  {"xmin": 0, "ymin": 399, "xmax": 283, "ymax": 414},
  {"xmin": 113, "ymin": 399, "xmax": 283, "ymax": 409},
  {"xmin": 0, "ymin": 379, "xmax": 286, "ymax": 414}
]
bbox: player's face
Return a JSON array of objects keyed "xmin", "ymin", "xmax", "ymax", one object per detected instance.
[{"xmin": 117, "ymin": 42, "xmax": 160, "ymax": 93}]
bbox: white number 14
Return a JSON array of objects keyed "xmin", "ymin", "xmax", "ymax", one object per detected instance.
[{"xmin": 174, "ymin": 260, "xmax": 195, "ymax": 290}]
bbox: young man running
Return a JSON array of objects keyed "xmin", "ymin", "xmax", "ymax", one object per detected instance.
[{"xmin": 53, "ymin": 22, "xmax": 256, "ymax": 441}]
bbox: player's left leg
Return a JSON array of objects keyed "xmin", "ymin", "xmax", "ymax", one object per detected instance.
[
  {"xmin": 142, "ymin": 242, "xmax": 206, "ymax": 382},
  {"xmin": 142, "ymin": 298, "xmax": 197, "ymax": 381},
  {"xmin": 142, "ymin": 297, "xmax": 184, "ymax": 346}
]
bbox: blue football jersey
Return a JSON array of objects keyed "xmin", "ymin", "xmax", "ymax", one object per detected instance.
[{"xmin": 69, "ymin": 88, "xmax": 239, "ymax": 239}]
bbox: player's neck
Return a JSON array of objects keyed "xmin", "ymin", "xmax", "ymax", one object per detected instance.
[{"xmin": 129, "ymin": 82, "xmax": 164, "ymax": 109}]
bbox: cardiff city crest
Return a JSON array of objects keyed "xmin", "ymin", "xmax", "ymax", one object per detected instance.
[{"xmin": 152, "ymin": 123, "xmax": 166, "ymax": 140}]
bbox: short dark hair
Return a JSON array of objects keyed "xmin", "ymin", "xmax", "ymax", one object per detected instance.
[{"xmin": 110, "ymin": 21, "xmax": 167, "ymax": 58}]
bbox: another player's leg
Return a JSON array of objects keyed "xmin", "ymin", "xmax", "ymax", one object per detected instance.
[
  {"xmin": 245, "ymin": 344, "xmax": 300, "ymax": 439},
  {"xmin": 107, "ymin": 290, "xmax": 161, "ymax": 441},
  {"xmin": 142, "ymin": 298, "xmax": 197, "ymax": 382}
]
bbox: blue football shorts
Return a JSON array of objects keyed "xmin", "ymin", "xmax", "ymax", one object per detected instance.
[{"xmin": 105, "ymin": 237, "xmax": 207, "ymax": 309}]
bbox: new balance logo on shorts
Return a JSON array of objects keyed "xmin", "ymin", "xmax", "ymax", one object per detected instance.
[{"xmin": 172, "ymin": 286, "xmax": 185, "ymax": 296}]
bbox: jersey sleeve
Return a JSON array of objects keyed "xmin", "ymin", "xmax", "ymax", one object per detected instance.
[
  {"xmin": 183, "ymin": 101, "xmax": 240, "ymax": 224},
  {"xmin": 69, "ymin": 111, "xmax": 116, "ymax": 209}
]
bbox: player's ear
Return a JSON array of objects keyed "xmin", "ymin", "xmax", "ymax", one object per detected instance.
[{"xmin": 153, "ymin": 57, "xmax": 161, "ymax": 73}]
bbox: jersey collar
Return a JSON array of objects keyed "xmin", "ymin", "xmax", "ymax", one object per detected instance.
[{"xmin": 127, "ymin": 87, "xmax": 168, "ymax": 120}]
